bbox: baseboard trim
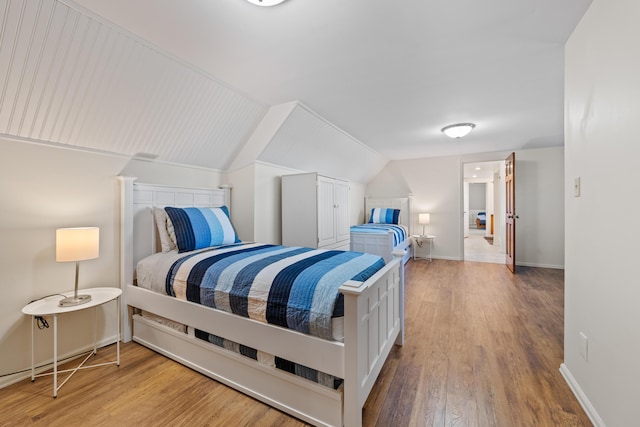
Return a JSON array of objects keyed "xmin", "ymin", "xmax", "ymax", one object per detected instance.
[
  {"xmin": 559, "ymin": 363, "xmax": 605, "ymax": 427},
  {"xmin": 516, "ymin": 261, "xmax": 564, "ymax": 269},
  {"xmin": 0, "ymin": 334, "xmax": 119, "ymax": 390},
  {"xmin": 432, "ymin": 256, "xmax": 462, "ymax": 261}
]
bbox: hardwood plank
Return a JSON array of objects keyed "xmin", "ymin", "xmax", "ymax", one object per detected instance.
[{"xmin": 0, "ymin": 260, "xmax": 591, "ymax": 426}]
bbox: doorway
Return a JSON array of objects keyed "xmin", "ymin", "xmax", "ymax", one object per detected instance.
[{"xmin": 463, "ymin": 160, "xmax": 506, "ymax": 264}]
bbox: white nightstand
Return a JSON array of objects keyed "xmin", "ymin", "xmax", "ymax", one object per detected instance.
[
  {"xmin": 412, "ymin": 235, "xmax": 435, "ymax": 262},
  {"xmin": 21, "ymin": 287, "xmax": 122, "ymax": 397}
]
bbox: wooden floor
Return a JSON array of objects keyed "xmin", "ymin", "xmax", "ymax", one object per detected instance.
[{"xmin": 0, "ymin": 260, "xmax": 591, "ymax": 426}]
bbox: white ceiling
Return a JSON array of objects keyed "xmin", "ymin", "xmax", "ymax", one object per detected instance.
[
  {"xmin": 69, "ymin": 0, "xmax": 592, "ymax": 161},
  {"xmin": 463, "ymin": 161, "xmax": 502, "ymax": 181}
]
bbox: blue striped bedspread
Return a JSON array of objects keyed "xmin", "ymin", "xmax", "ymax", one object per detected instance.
[
  {"xmin": 350, "ymin": 224, "xmax": 408, "ymax": 247},
  {"xmin": 165, "ymin": 243, "xmax": 385, "ymax": 340}
]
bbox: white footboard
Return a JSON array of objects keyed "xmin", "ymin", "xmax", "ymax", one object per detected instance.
[
  {"xmin": 123, "ymin": 257, "xmax": 404, "ymax": 427},
  {"xmin": 340, "ymin": 254, "xmax": 404, "ymax": 427}
]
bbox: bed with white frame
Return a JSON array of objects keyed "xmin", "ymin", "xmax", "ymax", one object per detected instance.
[
  {"xmin": 350, "ymin": 196, "xmax": 413, "ymax": 265},
  {"xmin": 118, "ymin": 177, "xmax": 404, "ymax": 427}
]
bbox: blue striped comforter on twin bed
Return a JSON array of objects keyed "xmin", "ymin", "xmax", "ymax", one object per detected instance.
[
  {"xmin": 165, "ymin": 242, "xmax": 385, "ymax": 341},
  {"xmin": 350, "ymin": 224, "xmax": 408, "ymax": 247}
]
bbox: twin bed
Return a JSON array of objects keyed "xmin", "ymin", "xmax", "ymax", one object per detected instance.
[
  {"xmin": 119, "ymin": 178, "xmax": 405, "ymax": 427},
  {"xmin": 350, "ymin": 196, "xmax": 413, "ymax": 265}
]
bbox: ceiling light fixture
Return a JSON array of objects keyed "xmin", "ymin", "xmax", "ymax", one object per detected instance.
[
  {"xmin": 441, "ymin": 123, "xmax": 476, "ymax": 139},
  {"xmin": 245, "ymin": 0, "xmax": 287, "ymax": 6}
]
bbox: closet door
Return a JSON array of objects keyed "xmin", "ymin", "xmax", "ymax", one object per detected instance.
[
  {"xmin": 334, "ymin": 179, "xmax": 350, "ymax": 243},
  {"xmin": 317, "ymin": 176, "xmax": 337, "ymax": 248}
]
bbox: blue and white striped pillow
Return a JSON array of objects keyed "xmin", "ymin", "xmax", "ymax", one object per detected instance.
[
  {"xmin": 368, "ymin": 208, "xmax": 400, "ymax": 225},
  {"xmin": 164, "ymin": 206, "xmax": 240, "ymax": 253}
]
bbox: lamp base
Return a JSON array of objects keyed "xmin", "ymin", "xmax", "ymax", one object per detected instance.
[{"xmin": 59, "ymin": 294, "xmax": 92, "ymax": 307}]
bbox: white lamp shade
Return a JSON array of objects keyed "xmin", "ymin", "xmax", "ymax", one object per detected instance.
[
  {"xmin": 442, "ymin": 123, "xmax": 475, "ymax": 139},
  {"xmin": 418, "ymin": 213, "xmax": 430, "ymax": 225},
  {"xmin": 56, "ymin": 227, "xmax": 99, "ymax": 262}
]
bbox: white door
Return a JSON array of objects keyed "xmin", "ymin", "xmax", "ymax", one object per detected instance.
[
  {"xmin": 463, "ymin": 181, "xmax": 470, "ymax": 238},
  {"xmin": 334, "ymin": 180, "xmax": 350, "ymax": 243},
  {"xmin": 317, "ymin": 176, "xmax": 336, "ymax": 248}
]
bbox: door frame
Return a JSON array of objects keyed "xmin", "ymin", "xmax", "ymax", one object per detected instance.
[
  {"xmin": 460, "ymin": 159, "xmax": 507, "ymax": 262},
  {"xmin": 505, "ymin": 152, "xmax": 516, "ymax": 273}
]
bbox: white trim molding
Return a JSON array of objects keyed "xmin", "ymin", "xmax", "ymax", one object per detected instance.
[{"xmin": 559, "ymin": 364, "xmax": 606, "ymax": 427}]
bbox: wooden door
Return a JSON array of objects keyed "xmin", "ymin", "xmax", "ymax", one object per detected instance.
[{"xmin": 505, "ymin": 152, "xmax": 516, "ymax": 273}]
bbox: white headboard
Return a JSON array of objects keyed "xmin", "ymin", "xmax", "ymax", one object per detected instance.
[
  {"xmin": 134, "ymin": 183, "xmax": 228, "ymax": 262},
  {"xmin": 119, "ymin": 177, "xmax": 231, "ymax": 341},
  {"xmin": 364, "ymin": 196, "xmax": 413, "ymax": 235}
]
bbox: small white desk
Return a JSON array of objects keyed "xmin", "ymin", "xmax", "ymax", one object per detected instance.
[
  {"xmin": 21, "ymin": 287, "xmax": 121, "ymax": 397},
  {"xmin": 412, "ymin": 235, "xmax": 435, "ymax": 262}
]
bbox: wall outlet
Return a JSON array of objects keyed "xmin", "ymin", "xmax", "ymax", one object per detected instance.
[
  {"xmin": 574, "ymin": 177, "xmax": 581, "ymax": 197},
  {"xmin": 579, "ymin": 332, "xmax": 588, "ymax": 361}
]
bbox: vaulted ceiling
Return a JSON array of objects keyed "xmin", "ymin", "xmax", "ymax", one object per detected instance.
[{"xmin": 0, "ymin": 0, "xmax": 591, "ymax": 183}]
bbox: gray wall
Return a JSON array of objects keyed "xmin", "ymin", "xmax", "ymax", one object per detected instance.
[{"xmin": 469, "ymin": 183, "xmax": 486, "ymax": 210}]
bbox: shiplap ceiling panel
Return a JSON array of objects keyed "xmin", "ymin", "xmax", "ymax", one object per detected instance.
[
  {"xmin": 69, "ymin": 0, "xmax": 591, "ymax": 163},
  {"xmin": 0, "ymin": 0, "xmax": 267, "ymax": 170},
  {"xmin": 2, "ymin": 0, "xmax": 591, "ymax": 181}
]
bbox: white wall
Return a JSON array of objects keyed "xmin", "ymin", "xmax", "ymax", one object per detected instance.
[
  {"xmin": 367, "ymin": 146, "xmax": 564, "ymax": 267},
  {"xmin": 0, "ymin": 137, "xmax": 223, "ymax": 387},
  {"xmin": 367, "ymin": 155, "xmax": 461, "ymax": 260},
  {"xmin": 227, "ymin": 162, "xmax": 303, "ymax": 244},
  {"xmin": 513, "ymin": 147, "xmax": 565, "ymax": 268},
  {"xmin": 349, "ymin": 181, "xmax": 367, "ymax": 226},
  {"xmin": 563, "ymin": 1, "xmax": 640, "ymax": 425},
  {"xmin": 254, "ymin": 162, "xmax": 302, "ymax": 244},
  {"xmin": 227, "ymin": 164, "xmax": 256, "ymax": 243},
  {"xmin": 469, "ymin": 183, "xmax": 486, "ymax": 210},
  {"xmin": 493, "ymin": 167, "xmax": 506, "ymax": 251},
  {"xmin": 484, "ymin": 183, "xmax": 494, "ymax": 237}
]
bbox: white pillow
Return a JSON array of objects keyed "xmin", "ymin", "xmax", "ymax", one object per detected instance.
[{"xmin": 153, "ymin": 207, "xmax": 177, "ymax": 252}]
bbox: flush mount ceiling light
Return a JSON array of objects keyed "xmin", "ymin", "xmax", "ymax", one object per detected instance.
[
  {"xmin": 245, "ymin": 0, "xmax": 287, "ymax": 6},
  {"xmin": 441, "ymin": 123, "xmax": 476, "ymax": 139}
]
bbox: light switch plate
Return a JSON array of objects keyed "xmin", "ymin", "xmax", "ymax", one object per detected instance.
[
  {"xmin": 574, "ymin": 177, "xmax": 581, "ymax": 197},
  {"xmin": 579, "ymin": 332, "xmax": 588, "ymax": 361}
]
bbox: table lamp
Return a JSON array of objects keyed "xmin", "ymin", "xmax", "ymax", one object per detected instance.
[
  {"xmin": 56, "ymin": 227, "xmax": 99, "ymax": 307},
  {"xmin": 418, "ymin": 213, "xmax": 430, "ymax": 236}
]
